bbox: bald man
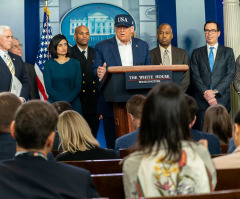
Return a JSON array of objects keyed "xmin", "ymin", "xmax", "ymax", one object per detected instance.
[
  {"xmin": 150, "ymin": 23, "xmax": 190, "ymax": 93},
  {"xmin": 70, "ymin": 25, "xmax": 99, "ymax": 137}
]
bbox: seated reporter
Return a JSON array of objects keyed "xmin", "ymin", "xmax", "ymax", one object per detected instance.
[
  {"xmin": 122, "ymin": 82, "xmax": 216, "ymax": 198},
  {"xmin": 213, "ymin": 110, "xmax": 240, "ymax": 169},
  {"xmin": 203, "ymin": 104, "xmax": 231, "ymax": 145},
  {"xmin": 0, "ymin": 100, "xmax": 98, "ymax": 198},
  {"xmin": 56, "ymin": 110, "xmax": 118, "ymax": 161}
]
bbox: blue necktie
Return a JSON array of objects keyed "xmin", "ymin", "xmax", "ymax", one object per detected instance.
[{"xmin": 209, "ymin": 47, "xmax": 214, "ymax": 72}]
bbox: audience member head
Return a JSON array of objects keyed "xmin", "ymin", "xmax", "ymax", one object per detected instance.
[
  {"xmin": 203, "ymin": 105, "xmax": 231, "ymax": 144},
  {"xmin": 184, "ymin": 94, "xmax": 198, "ymax": 127},
  {"xmin": 114, "ymin": 14, "xmax": 134, "ymax": 45},
  {"xmin": 0, "ymin": 92, "xmax": 21, "ymax": 132},
  {"xmin": 138, "ymin": 82, "xmax": 190, "ymax": 160},
  {"xmin": 233, "ymin": 111, "xmax": 240, "ymax": 147},
  {"xmin": 74, "ymin": 25, "xmax": 90, "ymax": 49},
  {"xmin": 126, "ymin": 94, "xmax": 146, "ymax": 129},
  {"xmin": 57, "ymin": 110, "xmax": 100, "ymax": 153},
  {"xmin": 204, "ymin": 21, "xmax": 220, "ymax": 46},
  {"xmin": 0, "ymin": 25, "xmax": 13, "ymax": 51},
  {"xmin": 8, "ymin": 37, "xmax": 23, "ymax": 57},
  {"xmin": 49, "ymin": 34, "xmax": 71, "ymax": 58},
  {"xmin": 157, "ymin": 23, "xmax": 173, "ymax": 49},
  {"xmin": 11, "ymin": 101, "xmax": 58, "ymax": 154},
  {"xmin": 53, "ymin": 101, "xmax": 72, "ymax": 115}
]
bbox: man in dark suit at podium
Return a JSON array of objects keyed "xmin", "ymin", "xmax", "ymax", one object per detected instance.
[
  {"xmin": 0, "ymin": 25, "xmax": 30, "ymax": 102},
  {"xmin": 92, "ymin": 14, "xmax": 151, "ymax": 149},
  {"xmin": 190, "ymin": 21, "xmax": 235, "ymax": 130},
  {"xmin": 0, "ymin": 100, "xmax": 99, "ymax": 198},
  {"xmin": 71, "ymin": 25, "xmax": 99, "ymax": 137},
  {"xmin": 150, "ymin": 23, "xmax": 190, "ymax": 93}
]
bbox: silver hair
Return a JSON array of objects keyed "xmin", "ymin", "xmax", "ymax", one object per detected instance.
[{"xmin": 0, "ymin": 25, "xmax": 11, "ymax": 37}]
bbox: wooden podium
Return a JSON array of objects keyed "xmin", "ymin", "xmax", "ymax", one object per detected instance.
[{"xmin": 101, "ymin": 65, "xmax": 189, "ymax": 138}]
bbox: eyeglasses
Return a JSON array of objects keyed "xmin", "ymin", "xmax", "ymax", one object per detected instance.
[
  {"xmin": 11, "ymin": 44, "xmax": 23, "ymax": 49},
  {"xmin": 205, "ymin": 29, "xmax": 218, "ymax": 33}
]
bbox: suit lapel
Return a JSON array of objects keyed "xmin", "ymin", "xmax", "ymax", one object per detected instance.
[
  {"xmin": 132, "ymin": 39, "xmax": 139, "ymax": 65},
  {"xmin": 87, "ymin": 47, "xmax": 94, "ymax": 66},
  {"xmin": 110, "ymin": 37, "xmax": 122, "ymax": 66},
  {"xmin": 212, "ymin": 45, "xmax": 224, "ymax": 73},
  {"xmin": 201, "ymin": 45, "xmax": 211, "ymax": 72},
  {"xmin": 154, "ymin": 47, "xmax": 162, "ymax": 65},
  {"xmin": 0, "ymin": 55, "xmax": 12, "ymax": 77},
  {"xmin": 171, "ymin": 46, "xmax": 177, "ymax": 65}
]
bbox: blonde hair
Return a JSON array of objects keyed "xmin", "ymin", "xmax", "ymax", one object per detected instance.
[{"xmin": 57, "ymin": 110, "xmax": 100, "ymax": 153}]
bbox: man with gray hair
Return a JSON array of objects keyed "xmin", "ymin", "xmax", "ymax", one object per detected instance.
[
  {"xmin": 0, "ymin": 25, "xmax": 30, "ymax": 102},
  {"xmin": 9, "ymin": 37, "xmax": 39, "ymax": 99}
]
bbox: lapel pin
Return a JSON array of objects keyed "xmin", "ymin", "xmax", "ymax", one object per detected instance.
[
  {"xmin": 13, "ymin": 58, "xmax": 15, "ymax": 61},
  {"xmin": 136, "ymin": 45, "xmax": 138, "ymax": 47}
]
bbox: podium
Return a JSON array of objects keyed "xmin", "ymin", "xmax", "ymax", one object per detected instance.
[{"xmin": 101, "ymin": 65, "xmax": 189, "ymax": 138}]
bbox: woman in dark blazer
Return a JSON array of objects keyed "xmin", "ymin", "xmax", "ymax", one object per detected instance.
[{"xmin": 56, "ymin": 110, "xmax": 118, "ymax": 161}]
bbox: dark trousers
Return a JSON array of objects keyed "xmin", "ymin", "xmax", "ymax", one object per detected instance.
[
  {"xmin": 84, "ymin": 113, "xmax": 100, "ymax": 138},
  {"xmin": 103, "ymin": 116, "xmax": 116, "ymax": 149}
]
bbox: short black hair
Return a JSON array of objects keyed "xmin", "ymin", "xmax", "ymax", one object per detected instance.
[
  {"xmin": 184, "ymin": 95, "xmax": 198, "ymax": 124},
  {"xmin": 49, "ymin": 34, "xmax": 71, "ymax": 58},
  {"xmin": 204, "ymin": 21, "xmax": 220, "ymax": 31},
  {"xmin": 14, "ymin": 100, "xmax": 58, "ymax": 150},
  {"xmin": 53, "ymin": 101, "xmax": 72, "ymax": 115}
]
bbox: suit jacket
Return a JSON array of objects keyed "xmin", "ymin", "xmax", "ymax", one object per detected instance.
[
  {"xmin": 0, "ymin": 153, "xmax": 99, "ymax": 198},
  {"xmin": 0, "ymin": 52, "xmax": 30, "ymax": 99},
  {"xmin": 0, "ymin": 132, "xmax": 16, "ymax": 161},
  {"xmin": 55, "ymin": 147, "xmax": 118, "ymax": 161},
  {"xmin": 191, "ymin": 129, "xmax": 221, "ymax": 155},
  {"xmin": 115, "ymin": 127, "xmax": 139, "ymax": 156},
  {"xmin": 190, "ymin": 45, "xmax": 235, "ymax": 111},
  {"xmin": 227, "ymin": 137, "xmax": 235, "ymax": 153},
  {"xmin": 150, "ymin": 46, "xmax": 190, "ymax": 93},
  {"xmin": 213, "ymin": 146, "xmax": 240, "ymax": 169},
  {"xmin": 24, "ymin": 62, "xmax": 40, "ymax": 99},
  {"xmin": 0, "ymin": 132, "xmax": 55, "ymax": 161},
  {"xmin": 233, "ymin": 55, "xmax": 240, "ymax": 93},
  {"xmin": 92, "ymin": 36, "xmax": 151, "ymax": 116},
  {"xmin": 71, "ymin": 45, "xmax": 99, "ymax": 115}
]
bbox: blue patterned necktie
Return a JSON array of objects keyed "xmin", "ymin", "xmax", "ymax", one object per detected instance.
[
  {"xmin": 209, "ymin": 47, "xmax": 214, "ymax": 72},
  {"xmin": 163, "ymin": 49, "xmax": 170, "ymax": 65}
]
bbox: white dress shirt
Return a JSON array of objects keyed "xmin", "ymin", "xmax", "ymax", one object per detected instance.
[
  {"xmin": 207, "ymin": 43, "xmax": 218, "ymax": 61},
  {"xmin": 159, "ymin": 45, "xmax": 172, "ymax": 65},
  {"xmin": 116, "ymin": 36, "xmax": 133, "ymax": 66},
  {"xmin": 77, "ymin": 45, "xmax": 88, "ymax": 59}
]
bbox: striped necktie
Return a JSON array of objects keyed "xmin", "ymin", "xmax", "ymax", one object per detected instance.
[
  {"xmin": 4, "ymin": 53, "xmax": 15, "ymax": 75},
  {"xmin": 163, "ymin": 49, "xmax": 170, "ymax": 65}
]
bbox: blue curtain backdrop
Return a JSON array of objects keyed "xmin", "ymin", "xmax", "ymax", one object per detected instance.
[
  {"xmin": 25, "ymin": 0, "xmax": 40, "ymax": 64},
  {"xmin": 155, "ymin": 0, "xmax": 178, "ymax": 47},
  {"xmin": 204, "ymin": 0, "xmax": 224, "ymax": 45}
]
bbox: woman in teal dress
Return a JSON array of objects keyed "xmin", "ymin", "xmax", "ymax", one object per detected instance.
[{"xmin": 43, "ymin": 34, "xmax": 82, "ymax": 114}]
